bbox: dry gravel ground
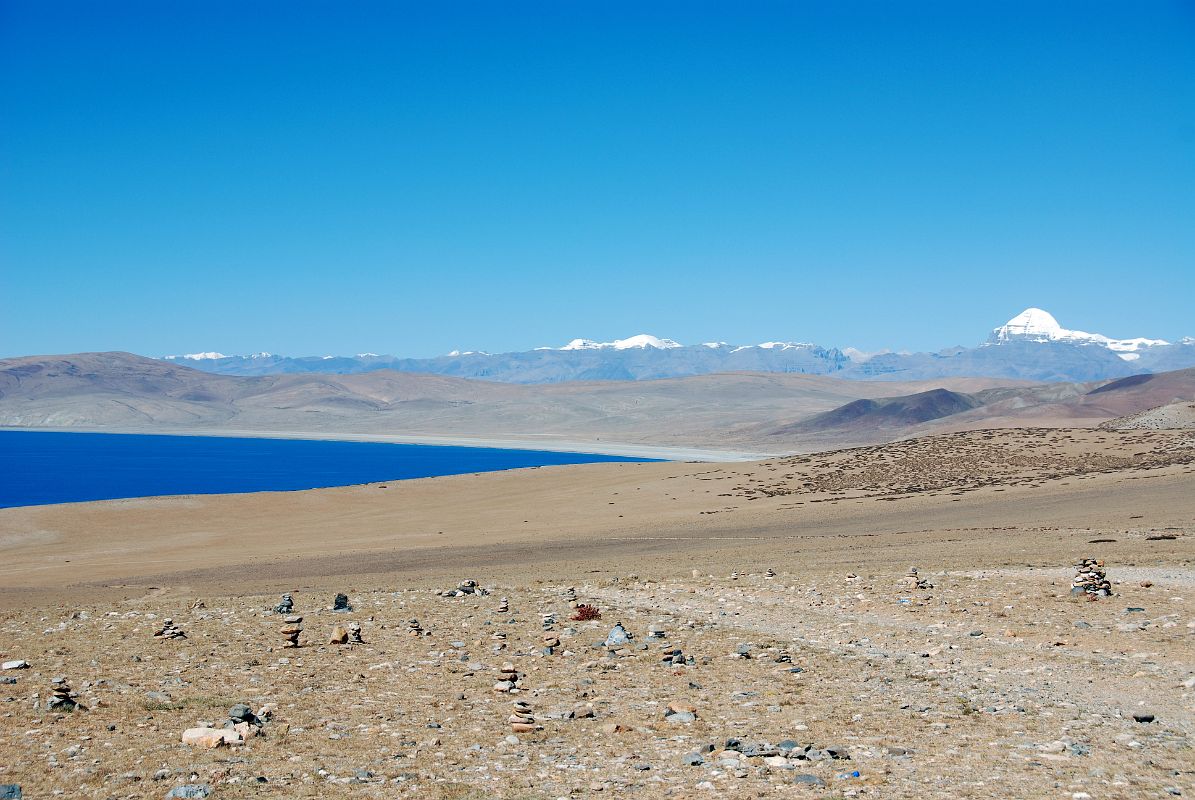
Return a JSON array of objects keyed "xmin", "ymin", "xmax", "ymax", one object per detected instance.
[{"xmin": 0, "ymin": 428, "xmax": 1193, "ymax": 799}]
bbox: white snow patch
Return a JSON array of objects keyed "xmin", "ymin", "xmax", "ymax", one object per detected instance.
[{"xmin": 843, "ymin": 347, "xmax": 889, "ymax": 363}]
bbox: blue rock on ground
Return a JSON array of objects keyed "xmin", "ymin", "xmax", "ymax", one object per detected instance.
[{"xmin": 0, "ymin": 785, "xmax": 22, "ymax": 800}]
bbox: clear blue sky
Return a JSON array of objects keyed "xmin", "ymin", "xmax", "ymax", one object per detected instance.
[{"xmin": 2, "ymin": 1, "xmax": 1193, "ymax": 358}]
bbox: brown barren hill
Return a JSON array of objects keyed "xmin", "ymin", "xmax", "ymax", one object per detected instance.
[{"xmin": 2, "ymin": 351, "xmax": 1044, "ymax": 453}]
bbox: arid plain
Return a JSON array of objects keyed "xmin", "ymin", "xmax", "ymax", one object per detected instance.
[{"xmin": 2, "ymin": 423, "xmax": 1194, "ymax": 799}]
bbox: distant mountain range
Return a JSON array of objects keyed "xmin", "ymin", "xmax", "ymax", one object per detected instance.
[
  {"xmin": 6, "ymin": 351, "xmax": 1194, "ymax": 453},
  {"xmin": 161, "ymin": 308, "xmax": 1195, "ymax": 384}
]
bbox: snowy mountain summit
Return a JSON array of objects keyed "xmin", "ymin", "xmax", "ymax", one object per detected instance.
[
  {"xmin": 557, "ymin": 334, "xmax": 683, "ymax": 351},
  {"xmin": 988, "ymin": 308, "xmax": 1169, "ymax": 361}
]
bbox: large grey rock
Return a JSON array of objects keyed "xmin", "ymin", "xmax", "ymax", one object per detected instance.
[
  {"xmin": 165, "ymin": 786, "xmax": 211, "ymax": 799},
  {"xmin": 603, "ymin": 623, "xmax": 631, "ymax": 647}
]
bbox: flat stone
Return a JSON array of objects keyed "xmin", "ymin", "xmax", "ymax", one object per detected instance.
[
  {"xmin": 181, "ymin": 728, "xmax": 242, "ymax": 748},
  {"xmin": 165, "ymin": 785, "xmax": 212, "ymax": 799},
  {"xmin": 665, "ymin": 711, "xmax": 696, "ymax": 723},
  {"xmin": 0, "ymin": 786, "xmax": 20, "ymax": 800},
  {"xmin": 793, "ymin": 774, "xmax": 826, "ymax": 786},
  {"xmin": 681, "ymin": 752, "xmax": 705, "ymax": 766},
  {"xmin": 1133, "ymin": 712, "xmax": 1156, "ymax": 723},
  {"xmin": 0, "ymin": 661, "xmax": 28, "ymax": 671}
]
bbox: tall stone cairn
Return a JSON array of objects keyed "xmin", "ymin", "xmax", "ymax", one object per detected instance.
[{"xmin": 1071, "ymin": 558, "xmax": 1112, "ymax": 599}]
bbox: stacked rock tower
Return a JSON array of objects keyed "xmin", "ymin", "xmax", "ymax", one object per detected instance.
[{"xmin": 1071, "ymin": 558, "xmax": 1112, "ymax": 599}]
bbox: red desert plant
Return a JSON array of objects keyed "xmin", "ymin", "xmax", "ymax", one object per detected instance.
[{"xmin": 571, "ymin": 604, "xmax": 602, "ymax": 621}]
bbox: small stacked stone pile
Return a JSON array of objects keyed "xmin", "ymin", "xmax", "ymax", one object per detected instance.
[
  {"xmin": 495, "ymin": 597, "xmax": 509, "ymax": 613},
  {"xmin": 274, "ymin": 594, "xmax": 294, "ymax": 613},
  {"xmin": 764, "ymin": 568, "xmax": 776, "ymax": 579},
  {"xmin": 1071, "ymin": 558, "xmax": 1112, "ymax": 599},
  {"xmin": 774, "ymin": 648, "xmax": 792, "ymax": 664},
  {"xmin": 540, "ymin": 612, "xmax": 556, "ymax": 630},
  {"xmin": 897, "ymin": 567, "xmax": 932, "ymax": 590},
  {"xmin": 493, "ymin": 662, "xmax": 522, "ymax": 693},
  {"xmin": 646, "ymin": 623, "xmax": 666, "ymax": 639},
  {"xmin": 509, "ymin": 699, "xmax": 542, "ymax": 733},
  {"xmin": 441, "ymin": 579, "xmax": 486, "ymax": 598},
  {"xmin": 153, "ymin": 618, "xmax": 186, "ymax": 640},
  {"xmin": 730, "ymin": 570, "xmax": 741, "ymax": 580},
  {"xmin": 224, "ymin": 703, "xmax": 263, "ymax": 739},
  {"xmin": 332, "ymin": 593, "xmax": 352, "ymax": 612},
  {"xmin": 406, "ymin": 618, "xmax": 425, "ymax": 636},
  {"xmin": 281, "ymin": 615, "xmax": 303, "ymax": 648},
  {"xmin": 491, "ymin": 630, "xmax": 508, "ymax": 651},
  {"xmin": 45, "ymin": 676, "xmax": 79, "ymax": 711},
  {"xmin": 542, "ymin": 633, "xmax": 560, "ymax": 654},
  {"xmin": 562, "ymin": 587, "xmax": 578, "ymax": 606},
  {"xmin": 659, "ymin": 648, "xmax": 687, "ymax": 667},
  {"xmin": 348, "ymin": 621, "xmax": 364, "ymax": 643}
]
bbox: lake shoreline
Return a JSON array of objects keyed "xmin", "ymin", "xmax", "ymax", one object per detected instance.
[{"xmin": 0, "ymin": 425, "xmax": 774, "ymax": 462}]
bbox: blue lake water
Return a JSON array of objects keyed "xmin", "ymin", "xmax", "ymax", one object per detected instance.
[{"xmin": 0, "ymin": 430, "xmax": 656, "ymax": 509}]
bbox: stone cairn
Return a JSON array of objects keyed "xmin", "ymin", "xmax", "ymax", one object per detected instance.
[
  {"xmin": 274, "ymin": 594, "xmax": 294, "ymax": 613},
  {"xmin": 562, "ymin": 587, "xmax": 578, "ymax": 607},
  {"xmin": 764, "ymin": 568, "xmax": 776, "ymax": 579},
  {"xmin": 491, "ymin": 630, "xmax": 508, "ymax": 651},
  {"xmin": 509, "ymin": 699, "xmax": 542, "ymax": 733},
  {"xmin": 730, "ymin": 570, "xmax": 741, "ymax": 580},
  {"xmin": 897, "ymin": 566, "xmax": 933, "ymax": 590},
  {"xmin": 646, "ymin": 623, "xmax": 666, "ymax": 640},
  {"xmin": 332, "ymin": 593, "xmax": 352, "ymax": 612},
  {"xmin": 441, "ymin": 579, "xmax": 486, "ymax": 598},
  {"xmin": 540, "ymin": 612, "xmax": 557, "ymax": 630},
  {"xmin": 348, "ymin": 621, "xmax": 364, "ymax": 644},
  {"xmin": 493, "ymin": 661, "xmax": 522, "ymax": 693},
  {"xmin": 153, "ymin": 618, "xmax": 186, "ymax": 640},
  {"xmin": 281, "ymin": 615, "xmax": 303, "ymax": 648},
  {"xmin": 774, "ymin": 648, "xmax": 792, "ymax": 664},
  {"xmin": 542, "ymin": 632, "xmax": 560, "ymax": 655},
  {"xmin": 1071, "ymin": 558, "xmax": 1112, "ymax": 599},
  {"xmin": 45, "ymin": 676, "xmax": 78, "ymax": 711},
  {"xmin": 495, "ymin": 597, "xmax": 509, "ymax": 613},
  {"xmin": 406, "ymin": 618, "xmax": 425, "ymax": 637},
  {"xmin": 225, "ymin": 703, "xmax": 263, "ymax": 739}
]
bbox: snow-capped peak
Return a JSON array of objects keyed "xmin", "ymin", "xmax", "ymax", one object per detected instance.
[
  {"xmin": 842, "ymin": 347, "xmax": 890, "ymax": 363},
  {"xmin": 988, "ymin": 307, "xmax": 1168, "ymax": 359},
  {"xmin": 165, "ymin": 352, "xmax": 228, "ymax": 361},
  {"xmin": 559, "ymin": 334, "xmax": 682, "ymax": 351},
  {"xmin": 991, "ymin": 308, "xmax": 1067, "ymax": 341}
]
